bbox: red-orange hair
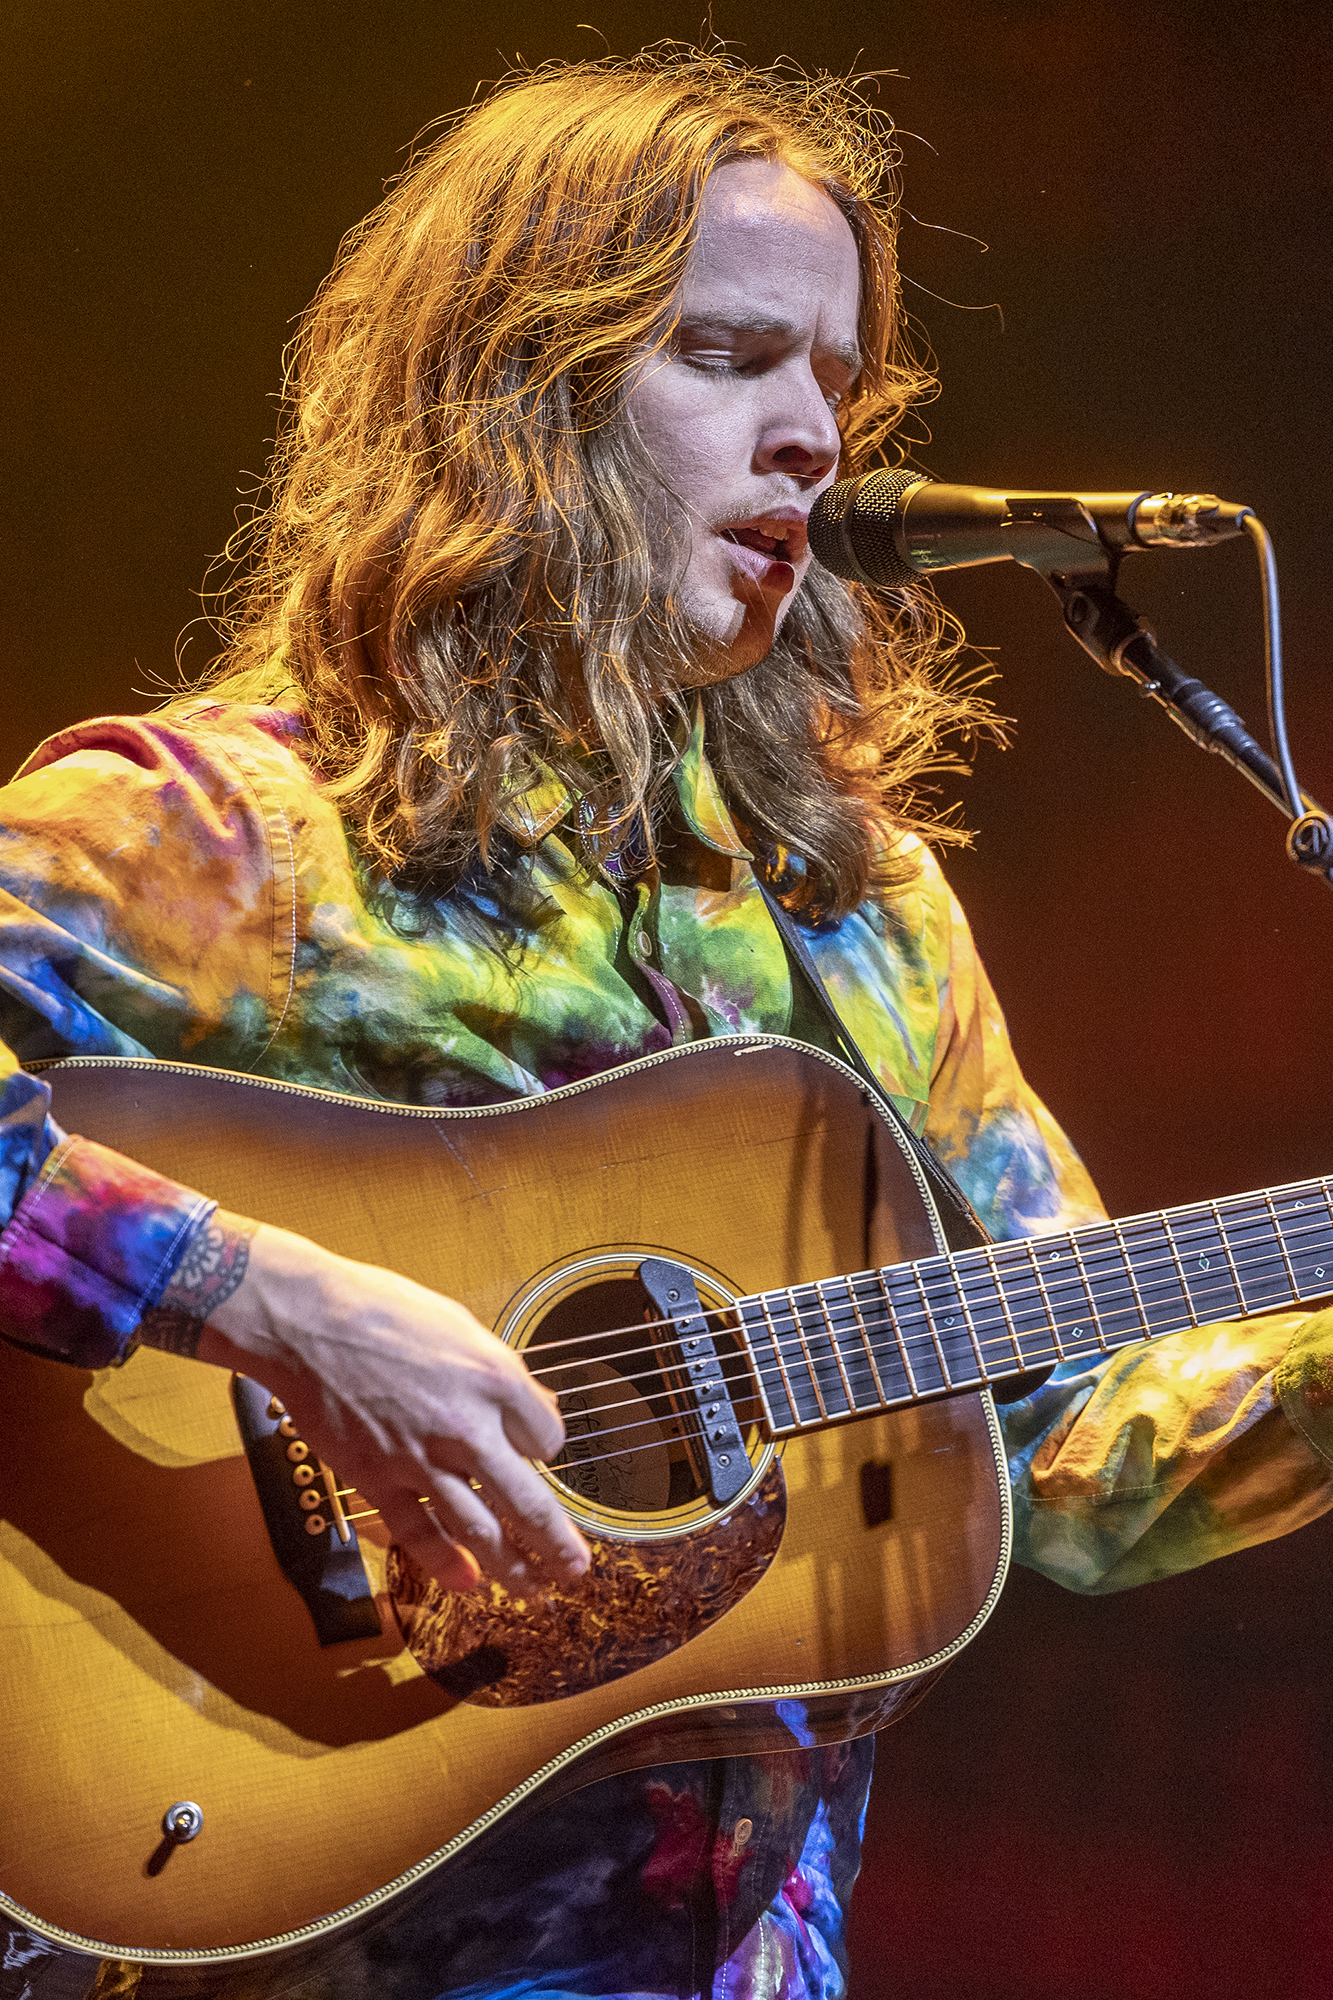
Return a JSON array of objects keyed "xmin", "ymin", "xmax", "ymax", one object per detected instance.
[{"xmin": 209, "ymin": 49, "xmax": 988, "ymax": 913}]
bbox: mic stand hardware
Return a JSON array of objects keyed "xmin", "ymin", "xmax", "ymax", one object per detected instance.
[
  {"xmin": 1039, "ymin": 553, "xmax": 1333, "ymax": 891},
  {"xmin": 805, "ymin": 470, "xmax": 1331, "ymax": 889}
]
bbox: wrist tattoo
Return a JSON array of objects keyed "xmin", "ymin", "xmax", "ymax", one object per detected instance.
[{"xmin": 137, "ymin": 1212, "xmax": 257, "ymax": 1360}]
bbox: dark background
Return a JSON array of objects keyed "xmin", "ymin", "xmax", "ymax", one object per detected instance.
[{"xmin": 5, "ymin": 3, "xmax": 1333, "ymax": 1993}]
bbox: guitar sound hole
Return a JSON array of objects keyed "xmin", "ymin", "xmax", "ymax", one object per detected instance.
[{"xmin": 526, "ymin": 1276, "xmax": 761, "ymax": 1518}]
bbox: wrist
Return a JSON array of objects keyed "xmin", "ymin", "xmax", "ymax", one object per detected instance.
[
  {"xmin": 196, "ymin": 1220, "xmax": 344, "ymax": 1384},
  {"xmin": 137, "ymin": 1208, "xmax": 258, "ymax": 1362}
]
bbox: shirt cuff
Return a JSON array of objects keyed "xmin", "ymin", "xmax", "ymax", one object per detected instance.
[
  {"xmin": 1275, "ymin": 1307, "xmax": 1333, "ymax": 1466},
  {"xmin": 0, "ymin": 1134, "xmax": 215, "ymax": 1367}
]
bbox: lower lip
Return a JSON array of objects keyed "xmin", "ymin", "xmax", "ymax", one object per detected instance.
[{"xmin": 718, "ymin": 537, "xmax": 798, "ymax": 592}]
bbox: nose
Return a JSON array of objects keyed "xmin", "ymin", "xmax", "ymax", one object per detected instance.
[{"xmin": 752, "ymin": 363, "xmax": 842, "ymax": 488}]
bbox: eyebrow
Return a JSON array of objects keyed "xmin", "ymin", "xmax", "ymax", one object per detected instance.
[{"xmin": 675, "ymin": 312, "xmax": 862, "ymax": 377}]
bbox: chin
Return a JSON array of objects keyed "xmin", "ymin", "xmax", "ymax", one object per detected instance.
[{"xmin": 667, "ymin": 574, "xmax": 794, "ymax": 687}]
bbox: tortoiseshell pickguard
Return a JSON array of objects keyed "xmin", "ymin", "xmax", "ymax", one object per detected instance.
[{"xmin": 387, "ymin": 1464, "xmax": 787, "ymax": 1705}]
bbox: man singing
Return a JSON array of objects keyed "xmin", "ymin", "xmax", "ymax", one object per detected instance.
[{"xmin": 4, "ymin": 50, "xmax": 1332, "ymax": 2000}]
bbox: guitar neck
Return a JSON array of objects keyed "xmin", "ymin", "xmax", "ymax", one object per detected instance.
[{"xmin": 737, "ymin": 1176, "xmax": 1333, "ymax": 1434}]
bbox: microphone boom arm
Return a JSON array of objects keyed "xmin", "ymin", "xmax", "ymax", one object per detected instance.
[
  {"xmin": 1041, "ymin": 559, "xmax": 1333, "ymax": 890},
  {"xmin": 806, "ymin": 468, "xmax": 1332, "ymax": 890}
]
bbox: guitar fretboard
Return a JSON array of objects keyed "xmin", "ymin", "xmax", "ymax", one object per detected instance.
[{"xmin": 736, "ymin": 1177, "xmax": 1333, "ymax": 1433}]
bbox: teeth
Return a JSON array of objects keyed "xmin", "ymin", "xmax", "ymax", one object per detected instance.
[
  {"xmin": 724, "ymin": 526, "xmax": 790, "ymax": 554},
  {"xmin": 722, "ymin": 519, "xmax": 801, "ymax": 546}
]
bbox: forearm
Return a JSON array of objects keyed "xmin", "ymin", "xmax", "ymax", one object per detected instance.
[
  {"xmin": 1003, "ymin": 1308, "xmax": 1333, "ymax": 1594},
  {"xmin": 137, "ymin": 1209, "xmax": 257, "ymax": 1359},
  {"xmin": 147, "ymin": 1213, "xmax": 591, "ymax": 1594}
]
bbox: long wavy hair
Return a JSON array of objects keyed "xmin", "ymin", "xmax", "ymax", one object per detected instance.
[{"xmin": 205, "ymin": 49, "xmax": 990, "ymax": 918}]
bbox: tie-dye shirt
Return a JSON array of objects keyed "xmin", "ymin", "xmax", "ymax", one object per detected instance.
[{"xmin": 3, "ymin": 698, "xmax": 1333, "ymax": 2000}]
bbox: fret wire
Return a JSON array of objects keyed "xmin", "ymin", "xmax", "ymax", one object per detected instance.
[
  {"xmin": 813, "ymin": 1278, "xmax": 860, "ymax": 1411},
  {"xmin": 1318, "ymin": 1181, "xmax": 1333, "ymax": 1292},
  {"xmin": 742, "ymin": 1186, "xmax": 1333, "ymax": 1438},
  {"xmin": 1109, "ymin": 1218, "xmax": 1153, "ymax": 1340},
  {"xmin": 1210, "ymin": 1198, "xmax": 1250, "ymax": 1314},
  {"xmin": 1262, "ymin": 1190, "xmax": 1302, "ymax": 1299},
  {"xmin": 1023, "ymin": 1237, "xmax": 1066, "ymax": 1361},
  {"xmin": 1317, "ymin": 1181, "xmax": 1333, "ymax": 1291},
  {"xmin": 1320, "ymin": 1180, "xmax": 1333, "ymax": 1236},
  {"xmin": 1293, "ymin": 1187, "xmax": 1333, "ymax": 1271},
  {"xmin": 1065, "ymin": 1229, "xmax": 1109, "ymax": 1354},
  {"xmin": 948, "ymin": 1250, "xmax": 988, "ymax": 1380},
  {"xmin": 784, "ymin": 1285, "xmax": 830, "ymax": 1422},
  {"xmin": 911, "ymin": 1261, "xmax": 954, "ymax": 1388},
  {"xmin": 739, "ymin": 1311, "xmax": 783, "ymax": 1434},
  {"xmin": 1188, "ymin": 1203, "xmax": 1243, "ymax": 1318},
  {"xmin": 845, "ymin": 1274, "xmax": 890, "ymax": 1406},
  {"xmin": 881, "ymin": 1274, "xmax": 923, "ymax": 1402},
  {"xmin": 980, "ymin": 1242, "xmax": 1027, "ymax": 1371},
  {"xmin": 1159, "ymin": 1210, "xmax": 1201, "ymax": 1324},
  {"xmin": 886, "ymin": 1269, "xmax": 923, "ymax": 1399},
  {"xmin": 757, "ymin": 1292, "xmax": 804, "ymax": 1432}
]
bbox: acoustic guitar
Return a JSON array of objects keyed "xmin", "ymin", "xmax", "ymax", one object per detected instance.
[{"xmin": 3, "ymin": 1036, "xmax": 1329, "ymax": 1985}]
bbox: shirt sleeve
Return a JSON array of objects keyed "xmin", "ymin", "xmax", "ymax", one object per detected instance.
[
  {"xmin": 918, "ymin": 865, "xmax": 1333, "ymax": 1592},
  {"xmin": 922, "ymin": 868, "xmax": 1106, "ymax": 1240},
  {"xmin": 0, "ymin": 709, "xmax": 286, "ymax": 1366},
  {"xmin": 1000, "ymin": 1309, "xmax": 1333, "ymax": 1591},
  {"xmin": 0, "ymin": 1045, "xmax": 214, "ymax": 1367}
]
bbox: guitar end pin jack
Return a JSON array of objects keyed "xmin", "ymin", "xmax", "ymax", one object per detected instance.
[{"xmin": 162, "ymin": 1800, "xmax": 204, "ymax": 1844}]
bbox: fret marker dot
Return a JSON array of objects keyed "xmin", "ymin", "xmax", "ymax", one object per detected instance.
[{"xmin": 1317, "ymin": 1267, "xmax": 1326, "ymax": 1280}]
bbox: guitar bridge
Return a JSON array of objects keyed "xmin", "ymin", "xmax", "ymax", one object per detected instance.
[
  {"xmin": 231, "ymin": 1376, "xmax": 382, "ymax": 1646},
  {"xmin": 638, "ymin": 1258, "xmax": 750, "ymax": 1507}
]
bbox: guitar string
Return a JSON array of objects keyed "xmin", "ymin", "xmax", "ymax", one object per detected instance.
[
  {"xmin": 321, "ymin": 1207, "xmax": 1333, "ymax": 1528},
  {"xmin": 513, "ymin": 1253, "xmax": 1333, "ymax": 1452},
  {"xmin": 517, "ymin": 1195, "xmax": 1333, "ymax": 1383},
  {"xmin": 336, "ymin": 1214, "xmax": 1333, "ymax": 1515},
  {"xmin": 530, "ymin": 1231, "xmax": 1321, "ymax": 1472},
  {"xmin": 517, "ymin": 1222, "xmax": 1333, "ymax": 1455},
  {"xmin": 517, "ymin": 1209, "xmax": 1333, "ymax": 1413}
]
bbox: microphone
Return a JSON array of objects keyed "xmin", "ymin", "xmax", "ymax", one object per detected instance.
[{"xmin": 808, "ymin": 468, "xmax": 1253, "ymax": 587}]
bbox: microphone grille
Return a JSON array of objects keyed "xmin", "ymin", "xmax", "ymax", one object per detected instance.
[{"xmin": 808, "ymin": 468, "xmax": 923, "ymax": 586}]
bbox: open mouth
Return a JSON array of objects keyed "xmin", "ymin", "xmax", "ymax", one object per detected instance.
[
  {"xmin": 719, "ymin": 525, "xmax": 795, "ymax": 562},
  {"xmin": 715, "ymin": 513, "xmax": 809, "ymax": 578}
]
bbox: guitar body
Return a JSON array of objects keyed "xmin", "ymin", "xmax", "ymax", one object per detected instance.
[{"xmin": 0, "ymin": 1038, "xmax": 1009, "ymax": 1975}]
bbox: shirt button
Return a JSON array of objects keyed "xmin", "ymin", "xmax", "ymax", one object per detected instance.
[
  {"xmin": 732, "ymin": 1817, "xmax": 753, "ymax": 1847},
  {"xmin": 634, "ymin": 932, "xmax": 654, "ymax": 960}
]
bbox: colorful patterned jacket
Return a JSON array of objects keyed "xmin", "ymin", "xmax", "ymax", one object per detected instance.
[{"xmin": 4, "ymin": 700, "xmax": 1333, "ymax": 2000}]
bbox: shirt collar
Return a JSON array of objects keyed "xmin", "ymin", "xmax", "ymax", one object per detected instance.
[
  {"xmin": 495, "ymin": 700, "xmax": 753, "ymax": 860},
  {"xmin": 669, "ymin": 698, "xmax": 752, "ymax": 858}
]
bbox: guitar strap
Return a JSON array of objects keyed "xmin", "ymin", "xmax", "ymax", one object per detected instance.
[{"xmin": 755, "ymin": 878, "xmax": 989, "ymax": 1255}]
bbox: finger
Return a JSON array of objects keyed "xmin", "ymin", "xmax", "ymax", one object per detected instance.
[
  {"xmin": 494, "ymin": 1370, "xmax": 568, "ymax": 1463},
  {"xmin": 384, "ymin": 1461, "xmax": 541, "ymax": 1591},
  {"xmin": 466, "ymin": 1438, "xmax": 591, "ymax": 1579},
  {"xmin": 374, "ymin": 1484, "xmax": 483, "ymax": 1592},
  {"xmin": 425, "ymin": 1468, "xmax": 544, "ymax": 1586}
]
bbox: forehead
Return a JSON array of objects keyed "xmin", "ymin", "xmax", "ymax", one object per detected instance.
[{"xmin": 683, "ymin": 157, "xmax": 860, "ymax": 330}]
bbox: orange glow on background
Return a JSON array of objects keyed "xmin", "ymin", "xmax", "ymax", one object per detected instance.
[{"xmin": 5, "ymin": 6, "xmax": 1331, "ymax": 1995}]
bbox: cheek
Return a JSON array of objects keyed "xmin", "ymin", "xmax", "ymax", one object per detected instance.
[{"xmin": 632, "ymin": 384, "xmax": 740, "ymax": 510}]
